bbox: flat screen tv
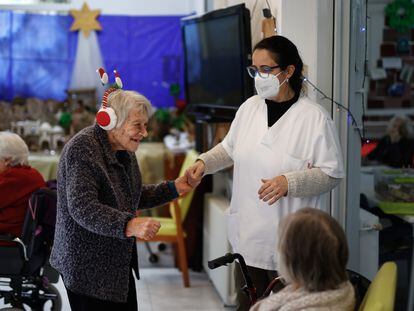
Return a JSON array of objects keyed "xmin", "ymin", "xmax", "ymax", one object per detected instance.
[{"xmin": 181, "ymin": 4, "xmax": 253, "ymax": 121}]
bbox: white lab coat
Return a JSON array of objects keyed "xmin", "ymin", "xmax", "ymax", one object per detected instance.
[{"xmin": 221, "ymin": 95, "xmax": 344, "ymax": 270}]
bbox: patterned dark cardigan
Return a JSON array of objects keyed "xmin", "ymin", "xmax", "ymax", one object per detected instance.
[{"xmin": 50, "ymin": 125, "xmax": 178, "ymax": 302}]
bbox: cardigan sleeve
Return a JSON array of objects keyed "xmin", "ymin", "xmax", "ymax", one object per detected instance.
[
  {"xmin": 0, "ymin": 167, "xmax": 45, "ymax": 209},
  {"xmin": 283, "ymin": 167, "xmax": 341, "ymax": 198},
  {"xmin": 198, "ymin": 143, "xmax": 233, "ymax": 175},
  {"xmin": 0, "ymin": 175, "xmax": 20, "ymax": 209},
  {"xmin": 138, "ymin": 181, "xmax": 179, "ymax": 210},
  {"xmin": 63, "ymin": 145, "xmax": 135, "ymax": 239}
]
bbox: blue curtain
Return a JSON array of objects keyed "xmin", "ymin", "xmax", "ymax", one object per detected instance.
[
  {"xmin": 0, "ymin": 11, "xmax": 184, "ymax": 108},
  {"xmin": 98, "ymin": 15, "xmax": 184, "ymax": 108},
  {"xmin": 0, "ymin": 11, "xmax": 77, "ymax": 101}
]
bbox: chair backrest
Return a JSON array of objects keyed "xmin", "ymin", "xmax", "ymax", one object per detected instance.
[
  {"xmin": 347, "ymin": 269, "xmax": 371, "ymax": 308},
  {"xmin": 22, "ymin": 188, "xmax": 57, "ymax": 258},
  {"xmin": 170, "ymin": 149, "xmax": 199, "ymax": 222},
  {"xmin": 359, "ymin": 261, "xmax": 397, "ymax": 311}
]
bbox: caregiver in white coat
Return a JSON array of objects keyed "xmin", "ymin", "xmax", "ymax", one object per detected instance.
[{"xmin": 186, "ymin": 35, "xmax": 344, "ymax": 311}]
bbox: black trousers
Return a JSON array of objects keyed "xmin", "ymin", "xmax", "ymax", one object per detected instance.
[
  {"xmin": 234, "ymin": 263, "xmax": 280, "ymax": 311},
  {"xmin": 65, "ymin": 268, "xmax": 138, "ymax": 311}
]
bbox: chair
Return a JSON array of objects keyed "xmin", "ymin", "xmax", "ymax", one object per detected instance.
[
  {"xmin": 347, "ymin": 269, "xmax": 371, "ymax": 309},
  {"xmin": 0, "ymin": 188, "xmax": 61, "ymax": 310},
  {"xmin": 146, "ymin": 149, "xmax": 199, "ymax": 287},
  {"xmin": 359, "ymin": 261, "xmax": 397, "ymax": 311}
]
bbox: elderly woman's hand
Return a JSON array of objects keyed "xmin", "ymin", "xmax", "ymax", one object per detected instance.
[
  {"xmin": 185, "ymin": 160, "xmax": 205, "ymax": 187},
  {"xmin": 125, "ymin": 217, "xmax": 161, "ymax": 240},
  {"xmin": 258, "ymin": 175, "xmax": 288, "ymax": 205}
]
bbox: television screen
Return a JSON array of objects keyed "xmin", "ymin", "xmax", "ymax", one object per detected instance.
[{"xmin": 181, "ymin": 4, "xmax": 253, "ymax": 118}]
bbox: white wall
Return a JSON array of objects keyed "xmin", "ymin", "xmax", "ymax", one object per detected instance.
[
  {"xmin": 280, "ymin": 0, "xmax": 317, "ymax": 102},
  {"xmin": 281, "ymin": 0, "xmax": 336, "ymax": 109},
  {"xmin": 210, "ymin": 0, "xmax": 332, "ymax": 106},
  {"xmin": 211, "ymin": 0, "xmax": 282, "ymax": 46},
  {"xmin": 212, "ymin": 0, "xmax": 334, "ymax": 108},
  {"xmin": 0, "ymin": 0, "xmax": 204, "ymax": 15}
]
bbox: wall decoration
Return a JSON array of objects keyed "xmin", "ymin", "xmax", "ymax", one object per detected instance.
[
  {"xmin": 0, "ymin": 11, "xmax": 184, "ymax": 108},
  {"xmin": 69, "ymin": 2, "xmax": 102, "ymax": 38},
  {"xmin": 69, "ymin": 2, "xmax": 104, "ymax": 105}
]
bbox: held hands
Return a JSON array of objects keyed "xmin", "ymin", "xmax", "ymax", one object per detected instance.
[
  {"xmin": 258, "ymin": 175, "xmax": 288, "ymax": 205},
  {"xmin": 173, "ymin": 160, "xmax": 205, "ymax": 197},
  {"xmin": 185, "ymin": 160, "xmax": 205, "ymax": 187},
  {"xmin": 125, "ymin": 217, "xmax": 161, "ymax": 240},
  {"xmin": 174, "ymin": 175, "xmax": 195, "ymax": 196}
]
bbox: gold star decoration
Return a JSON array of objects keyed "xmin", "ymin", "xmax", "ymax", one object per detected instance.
[{"xmin": 69, "ymin": 2, "xmax": 102, "ymax": 38}]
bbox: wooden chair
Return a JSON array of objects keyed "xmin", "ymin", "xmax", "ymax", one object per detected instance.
[
  {"xmin": 359, "ymin": 261, "xmax": 397, "ymax": 311},
  {"xmin": 148, "ymin": 149, "xmax": 199, "ymax": 287}
]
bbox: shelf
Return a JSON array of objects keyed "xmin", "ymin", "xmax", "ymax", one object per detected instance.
[{"xmin": 364, "ymin": 108, "xmax": 414, "ymax": 116}]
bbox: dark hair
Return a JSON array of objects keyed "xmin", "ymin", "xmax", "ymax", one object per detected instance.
[
  {"xmin": 254, "ymin": 35, "xmax": 304, "ymax": 98},
  {"xmin": 278, "ymin": 207, "xmax": 349, "ymax": 292}
]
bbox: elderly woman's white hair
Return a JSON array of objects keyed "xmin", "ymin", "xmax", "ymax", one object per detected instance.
[
  {"xmin": 387, "ymin": 114, "xmax": 414, "ymax": 138},
  {"xmin": 107, "ymin": 90, "xmax": 153, "ymax": 128},
  {"xmin": 0, "ymin": 132, "xmax": 29, "ymax": 166}
]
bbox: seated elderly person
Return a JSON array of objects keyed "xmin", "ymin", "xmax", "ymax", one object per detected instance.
[
  {"xmin": 367, "ymin": 114, "xmax": 414, "ymax": 168},
  {"xmin": 50, "ymin": 88, "xmax": 195, "ymax": 311},
  {"xmin": 0, "ymin": 132, "xmax": 46, "ymax": 246},
  {"xmin": 251, "ymin": 208, "xmax": 355, "ymax": 311}
]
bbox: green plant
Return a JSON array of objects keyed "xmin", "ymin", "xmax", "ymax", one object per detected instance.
[{"xmin": 385, "ymin": 0, "xmax": 414, "ymax": 33}]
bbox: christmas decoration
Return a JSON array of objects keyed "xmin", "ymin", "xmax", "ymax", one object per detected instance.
[
  {"xmin": 69, "ymin": 2, "xmax": 102, "ymax": 38},
  {"xmin": 69, "ymin": 3, "xmax": 105, "ymax": 105},
  {"xmin": 96, "ymin": 68, "xmax": 123, "ymax": 131},
  {"xmin": 97, "ymin": 68, "xmax": 108, "ymax": 84},
  {"xmin": 114, "ymin": 70, "xmax": 123, "ymax": 89}
]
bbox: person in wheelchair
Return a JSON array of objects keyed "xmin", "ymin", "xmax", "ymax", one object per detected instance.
[
  {"xmin": 50, "ymin": 83, "xmax": 194, "ymax": 311},
  {"xmin": 0, "ymin": 132, "xmax": 45, "ymax": 246},
  {"xmin": 251, "ymin": 208, "xmax": 355, "ymax": 311}
]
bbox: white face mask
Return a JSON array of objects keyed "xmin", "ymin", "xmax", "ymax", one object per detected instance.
[{"xmin": 254, "ymin": 71, "xmax": 287, "ymax": 100}]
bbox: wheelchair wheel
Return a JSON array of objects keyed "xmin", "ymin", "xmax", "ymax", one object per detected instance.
[
  {"xmin": 21, "ymin": 284, "xmax": 62, "ymax": 311},
  {"xmin": 41, "ymin": 284, "xmax": 62, "ymax": 311},
  {"xmin": 158, "ymin": 243, "xmax": 167, "ymax": 252},
  {"xmin": 149, "ymin": 254, "xmax": 159, "ymax": 263}
]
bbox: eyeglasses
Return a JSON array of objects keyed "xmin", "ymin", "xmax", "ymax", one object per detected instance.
[{"xmin": 246, "ymin": 65, "xmax": 280, "ymax": 78}]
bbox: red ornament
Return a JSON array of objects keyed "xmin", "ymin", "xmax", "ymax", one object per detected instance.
[{"xmin": 175, "ymin": 98, "xmax": 186, "ymax": 111}]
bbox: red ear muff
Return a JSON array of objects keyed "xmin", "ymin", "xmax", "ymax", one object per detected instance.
[
  {"xmin": 96, "ymin": 69, "xmax": 122, "ymax": 131},
  {"xmin": 96, "ymin": 107, "xmax": 117, "ymax": 131}
]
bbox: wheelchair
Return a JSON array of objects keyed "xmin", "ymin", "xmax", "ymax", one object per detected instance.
[
  {"xmin": 0, "ymin": 188, "xmax": 62, "ymax": 310},
  {"xmin": 209, "ymin": 252, "xmax": 371, "ymax": 310}
]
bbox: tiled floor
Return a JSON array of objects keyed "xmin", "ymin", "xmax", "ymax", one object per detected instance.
[
  {"xmin": 137, "ymin": 268, "xmax": 235, "ymax": 310},
  {"xmin": 0, "ymin": 243, "xmax": 237, "ymax": 310}
]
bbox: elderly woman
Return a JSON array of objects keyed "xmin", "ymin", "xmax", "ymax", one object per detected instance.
[
  {"xmin": 251, "ymin": 208, "xmax": 355, "ymax": 311},
  {"xmin": 50, "ymin": 90, "xmax": 193, "ymax": 310},
  {"xmin": 367, "ymin": 114, "xmax": 414, "ymax": 167},
  {"xmin": 0, "ymin": 132, "xmax": 46, "ymax": 246}
]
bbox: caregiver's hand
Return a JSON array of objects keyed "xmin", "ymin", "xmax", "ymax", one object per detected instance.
[
  {"xmin": 125, "ymin": 217, "xmax": 161, "ymax": 240},
  {"xmin": 258, "ymin": 175, "xmax": 288, "ymax": 205},
  {"xmin": 175, "ymin": 175, "xmax": 195, "ymax": 196},
  {"xmin": 185, "ymin": 160, "xmax": 205, "ymax": 187}
]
